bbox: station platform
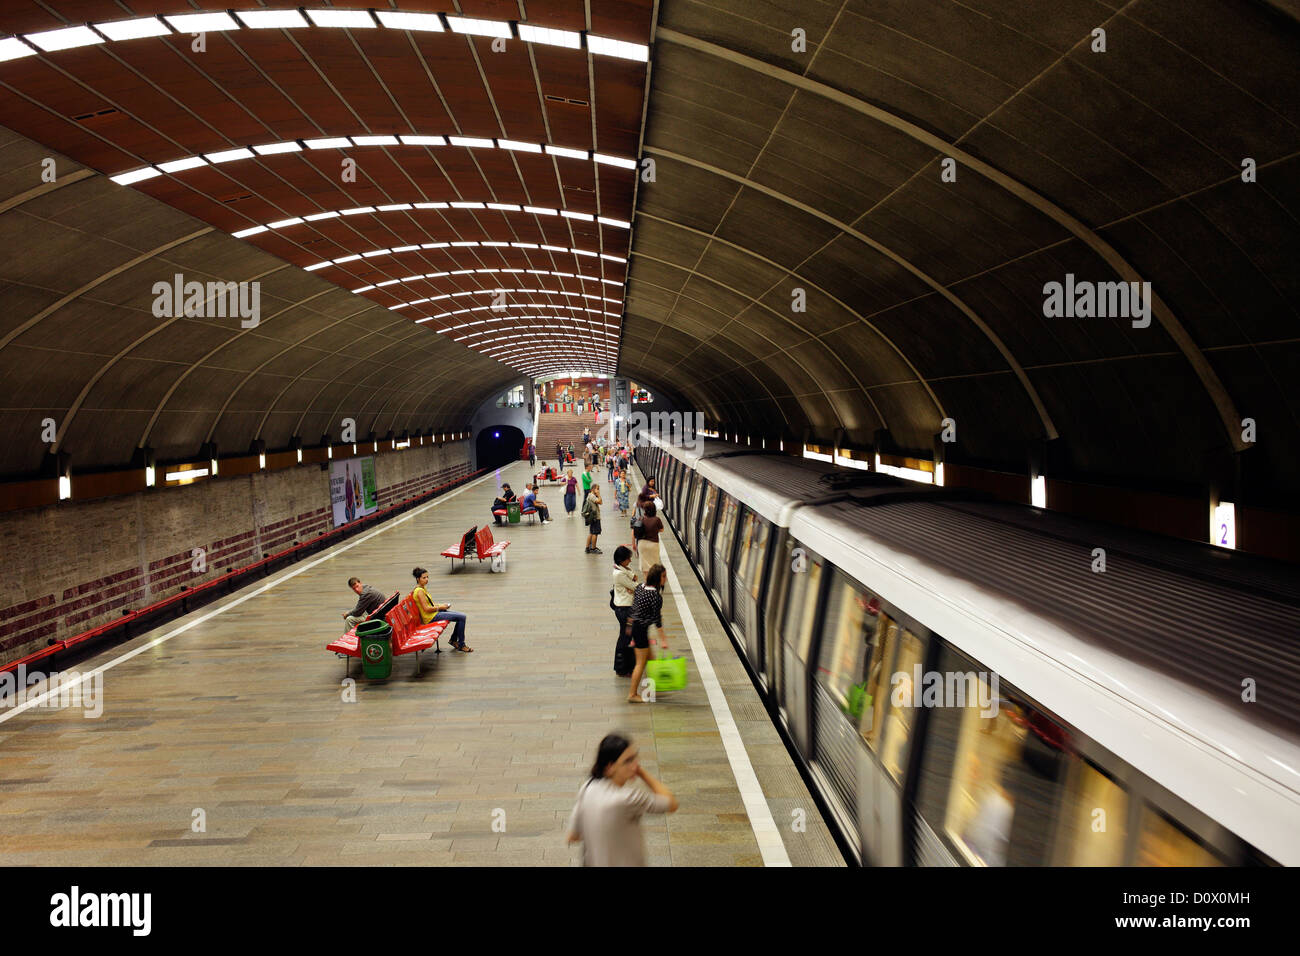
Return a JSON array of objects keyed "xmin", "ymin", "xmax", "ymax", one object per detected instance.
[{"xmin": 0, "ymin": 460, "xmax": 843, "ymax": 867}]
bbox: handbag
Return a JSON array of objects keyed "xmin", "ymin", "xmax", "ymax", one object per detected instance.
[{"xmin": 645, "ymin": 650, "xmax": 688, "ymax": 693}]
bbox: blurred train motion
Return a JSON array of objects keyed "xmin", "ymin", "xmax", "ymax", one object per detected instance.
[{"xmin": 634, "ymin": 436, "xmax": 1300, "ymax": 866}]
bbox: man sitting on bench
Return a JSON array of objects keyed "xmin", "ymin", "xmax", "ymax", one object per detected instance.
[
  {"xmin": 522, "ymin": 482, "xmax": 552, "ymax": 523},
  {"xmin": 343, "ymin": 576, "xmax": 387, "ymax": 628},
  {"xmin": 491, "ymin": 483, "xmax": 517, "ymax": 526}
]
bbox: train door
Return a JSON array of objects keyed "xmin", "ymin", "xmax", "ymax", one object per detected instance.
[
  {"xmin": 731, "ymin": 510, "xmax": 771, "ymax": 675},
  {"xmin": 774, "ymin": 539, "xmax": 825, "ymax": 757},
  {"xmin": 712, "ymin": 493, "xmax": 741, "ymax": 617},
  {"xmin": 696, "ymin": 482, "xmax": 719, "ymax": 584},
  {"xmin": 682, "ymin": 473, "xmax": 702, "ymax": 559}
]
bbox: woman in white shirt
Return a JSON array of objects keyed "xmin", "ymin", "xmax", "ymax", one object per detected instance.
[
  {"xmin": 611, "ymin": 546, "xmax": 638, "ymax": 676},
  {"xmin": 566, "ymin": 733, "xmax": 678, "ymax": 866}
]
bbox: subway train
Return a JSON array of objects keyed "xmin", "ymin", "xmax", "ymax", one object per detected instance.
[{"xmin": 633, "ymin": 435, "xmax": 1300, "ymax": 867}]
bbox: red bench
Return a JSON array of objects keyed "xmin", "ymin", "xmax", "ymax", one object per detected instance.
[
  {"xmin": 441, "ymin": 525, "xmax": 510, "ymax": 571},
  {"xmin": 326, "ymin": 593, "xmax": 448, "ymax": 677}
]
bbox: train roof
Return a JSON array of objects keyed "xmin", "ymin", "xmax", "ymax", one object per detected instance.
[{"xmin": 786, "ymin": 495, "xmax": 1300, "ymax": 862}]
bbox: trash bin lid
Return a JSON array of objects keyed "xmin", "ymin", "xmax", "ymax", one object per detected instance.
[{"xmin": 356, "ymin": 620, "xmax": 392, "ymax": 638}]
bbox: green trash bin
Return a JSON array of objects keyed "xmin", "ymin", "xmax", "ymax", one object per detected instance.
[
  {"xmin": 356, "ymin": 619, "xmax": 393, "ymax": 680},
  {"xmin": 507, "ymin": 500, "xmax": 521, "ymax": 524}
]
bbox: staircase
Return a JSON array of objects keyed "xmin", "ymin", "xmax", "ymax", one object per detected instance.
[{"xmin": 535, "ymin": 409, "xmax": 606, "ymax": 466}]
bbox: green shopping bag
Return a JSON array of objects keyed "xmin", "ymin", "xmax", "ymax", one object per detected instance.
[
  {"xmin": 644, "ymin": 653, "xmax": 688, "ymax": 693},
  {"xmin": 845, "ymin": 682, "xmax": 872, "ymax": 720}
]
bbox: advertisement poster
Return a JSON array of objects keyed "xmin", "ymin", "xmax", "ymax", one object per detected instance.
[{"xmin": 330, "ymin": 456, "xmax": 378, "ymax": 527}]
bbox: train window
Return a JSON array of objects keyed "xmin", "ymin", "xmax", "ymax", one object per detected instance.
[
  {"xmin": 931, "ymin": 658, "xmax": 1071, "ymax": 866},
  {"xmin": 858, "ymin": 613, "xmax": 898, "ymax": 752},
  {"xmin": 700, "ymin": 482, "xmax": 719, "ymax": 540},
  {"xmin": 685, "ymin": 474, "xmax": 701, "ymax": 534},
  {"xmin": 877, "ymin": 628, "xmax": 925, "ymax": 781},
  {"xmin": 1135, "ymin": 807, "xmax": 1223, "ymax": 866},
  {"xmin": 716, "ymin": 494, "xmax": 740, "ymax": 570},
  {"xmin": 815, "ymin": 574, "xmax": 873, "ymax": 710},
  {"xmin": 781, "ymin": 547, "xmax": 823, "ymax": 663},
  {"xmin": 736, "ymin": 511, "xmax": 771, "ymax": 600},
  {"xmin": 1053, "ymin": 762, "xmax": 1129, "ymax": 866}
]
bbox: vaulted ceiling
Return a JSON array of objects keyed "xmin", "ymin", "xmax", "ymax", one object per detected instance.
[
  {"xmin": 620, "ymin": 0, "xmax": 1300, "ymax": 501},
  {"xmin": 1, "ymin": 0, "xmax": 1298, "ymax": 504},
  {"xmin": 0, "ymin": 2, "xmax": 652, "ymax": 474}
]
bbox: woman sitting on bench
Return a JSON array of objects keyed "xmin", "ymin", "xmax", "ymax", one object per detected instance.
[{"xmin": 412, "ymin": 567, "xmax": 472, "ymax": 652}]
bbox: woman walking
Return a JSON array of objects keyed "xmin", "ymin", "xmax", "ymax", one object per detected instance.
[
  {"xmin": 625, "ymin": 564, "xmax": 668, "ymax": 702},
  {"xmin": 563, "ymin": 469, "xmax": 578, "ymax": 517},
  {"xmin": 582, "ymin": 483, "xmax": 604, "ymax": 554},
  {"xmin": 566, "ymin": 733, "xmax": 678, "ymax": 866},
  {"xmin": 611, "ymin": 546, "xmax": 638, "ymax": 676},
  {"xmin": 637, "ymin": 502, "xmax": 664, "ymax": 574}
]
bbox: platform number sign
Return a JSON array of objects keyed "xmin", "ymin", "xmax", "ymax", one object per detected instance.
[{"xmin": 1212, "ymin": 501, "xmax": 1236, "ymax": 550}]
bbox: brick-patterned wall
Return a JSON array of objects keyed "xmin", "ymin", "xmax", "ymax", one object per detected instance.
[{"xmin": 0, "ymin": 440, "xmax": 470, "ymax": 667}]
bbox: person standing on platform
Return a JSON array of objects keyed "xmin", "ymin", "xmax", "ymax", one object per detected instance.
[
  {"xmin": 564, "ymin": 469, "xmax": 578, "ymax": 517},
  {"xmin": 411, "ymin": 567, "xmax": 472, "ymax": 652},
  {"xmin": 611, "ymin": 546, "xmax": 638, "ymax": 677},
  {"xmin": 556, "ymin": 441, "xmax": 564, "ymax": 468},
  {"xmin": 566, "ymin": 733, "xmax": 677, "ymax": 866},
  {"xmin": 637, "ymin": 502, "xmax": 664, "ymax": 574},
  {"xmin": 528, "ymin": 444, "xmax": 536, "ymax": 468},
  {"xmin": 343, "ymin": 577, "xmax": 386, "ymax": 628},
  {"xmin": 625, "ymin": 565, "xmax": 668, "ymax": 702},
  {"xmin": 615, "ymin": 469, "xmax": 630, "ymax": 517},
  {"xmin": 607, "ymin": 453, "xmax": 616, "ymax": 484},
  {"xmin": 583, "ymin": 483, "xmax": 604, "ymax": 554},
  {"xmin": 568, "ymin": 443, "xmax": 575, "ymax": 465},
  {"xmin": 581, "ymin": 461, "xmax": 595, "ymax": 509}
]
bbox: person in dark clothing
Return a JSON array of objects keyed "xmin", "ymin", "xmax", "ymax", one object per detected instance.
[
  {"xmin": 528, "ymin": 444, "xmax": 536, "ymax": 468},
  {"xmin": 343, "ymin": 577, "xmax": 386, "ymax": 628},
  {"xmin": 626, "ymin": 564, "xmax": 668, "ymax": 702},
  {"xmin": 491, "ymin": 482, "xmax": 517, "ymax": 525}
]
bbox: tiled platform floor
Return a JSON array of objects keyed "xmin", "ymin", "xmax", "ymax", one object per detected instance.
[{"xmin": 0, "ymin": 461, "xmax": 843, "ymax": 867}]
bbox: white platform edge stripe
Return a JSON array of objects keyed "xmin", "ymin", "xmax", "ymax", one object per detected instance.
[
  {"xmin": 0, "ymin": 470, "xmax": 492, "ymax": 725},
  {"xmin": 646, "ymin": 470, "xmax": 793, "ymax": 867}
]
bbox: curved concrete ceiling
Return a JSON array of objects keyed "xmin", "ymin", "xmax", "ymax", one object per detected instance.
[
  {"xmin": 0, "ymin": 0, "xmax": 1296, "ymax": 507},
  {"xmin": 620, "ymin": 0, "xmax": 1300, "ymax": 499}
]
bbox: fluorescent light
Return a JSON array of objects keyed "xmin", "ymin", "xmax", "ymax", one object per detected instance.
[
  {"xmin": 0, "ymin": 37, "xmax": 37, "ymax": 61},
  {"xmin": 25, "ymin": 26, "xmax": 105, "ymax": 51},
  {"xmin": 594, "ymin": 153, "xmax": 637, "ymax": 170},
  {"xmin": 204, "ymin": 147, "xmax": 254, "ymax": 163},
  {"xmin": 487, "ymin": 203, "xmax": 522, "ymax": 211},
  {"xmin": 304, "ymin": 262, "xmax": 331, "ymax": 270},
  {"xmin": 499, "ymin": 139, "xmax": 542, "ymax": 153},
  {"xmin": 451, "ymin": 201, "xmax": 485, "ymax": 209},
  {"xmin": 304, "ymin": 211, "xmax": 340, "ymax": 221},
  {"xmin": 375, "ymin": 11, "xmax": 444, "ymax": 32},
  {"xmin": 352, "ymin": 285, "xmax": 376, "ymax": 293},
  {"xmin": 94, "ymin": 17, "xmax": 170, "ymax": 41},
  {"xmin": 158, "ymin": 156, "xmax": 206, "ymax": 173},
  {"xmin": 598, "ymin": 216, "xmax": 631, "ymax": 228},
  {"xmin": 305, "ymin": 137, "xmax": 352, "ymax": 149},
  {"xmin": 58, "ymin": 475, "xmax": 72, "ymax": 500},
  {"xmin": 586, "ymin": 34, "xmax": 649, "ymax": 61},
  {"xmin": 340, "ymin": 206, "xmax": 375, "ymax": 215},
  {"xmin": 511, "ymin": 242, "xmax": 539, "ymax": 249},
  {"xmin": 392, "ymin": 245, "xmax": 420, "ymax": 253},
  {"xmin": 253, "ymin": 141, "xmax": 302, "ymax": 155},
  {"xmin": 562, "ymin": 210, "xmax": 594, "ymax": 222},
  {"xmin": 165, "ymin": 468, "xmax": 210, "ymax": 481},
  {"xmin": 525, "ymin": 206, "xmax": 557, "ymax": 216},
  {"xmin": 362, "ymin": 250, "xmax": 388, "ymax": 258},
  {"xmin": 400, "ymin": 134, "xmax": 446, "ymax": 146},
  {"xmin": 376, "ymin": 279, "xmax": 401, "ymax": 287},
  {"xmin": 351, "ymin": 135, "xmax": 399, "ymax": 146},
  {"xmin": 376, "ymin": 203, "xmax": 412, "ymax": 211},
  {"xmin": 445, "ymin": 17, "xmax": 511, "ymax": 38},
  {"xmin": 232, "ymin": 226, "xmax": 268, "ymax": 238},
  {"xmin": 110, "ymin": 167, "xmax": 161, "ymax": 185},
  {"xmin": 165, "ymin": 12, "xmax": 239, "ymax": 33},
  {"xmin": 545, "ymin": 145, "xmax": 588, "ymax": 160},
  {"xmin": 517, "ymin": 24, "xmax": 581, "ymax": 49},
  {"xmin": 541, "ymin": 244, "xmax": 568, "ymax": 252},
  {"xmin": 414, "ymin": 202, "xmax": 448, "ymax": 209},
  {"xmin": 268, "ymin": 217, "xmax": 303, "ymax": 229},
  {"xmin": 305, "ymin": 10, "xmax": 376, "ymax": 29},
  {"xmin": 449, "ymin": 136, "xmax": 494, "ymax": 149},
  {"xmin": 1031, "ymin": 474, "xmax": 1047, "ymax": 508},
  {"xmin": 235, "ymin": 10, "xmax": 308, "ymax": 29}
]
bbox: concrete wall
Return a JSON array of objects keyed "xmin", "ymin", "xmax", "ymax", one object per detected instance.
[
  {"xmin": 469, "ymin": 375, "xmax": 535, "ymax": 470},
  {"xmin": 0, "ymin": 440, "xmax": 470, "ymax": 667}
]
